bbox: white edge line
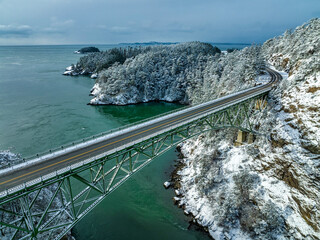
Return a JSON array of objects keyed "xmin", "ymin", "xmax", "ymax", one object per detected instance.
[
  {"xmin": 0, "ymin": 85, "xmax": 271, "ymax": 197},
  {"xmin": 0, "ymin": 83, "xmax": 271, "ymax": 179}
]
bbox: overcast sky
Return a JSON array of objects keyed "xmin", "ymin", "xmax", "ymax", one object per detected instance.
[{"xmin": 0, "ymin": 0, "xmax": 319, "ymax": 45}]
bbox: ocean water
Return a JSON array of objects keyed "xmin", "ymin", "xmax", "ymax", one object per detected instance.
[{"xmin": 0, "ymin": 43, "xmax": 246, "ymax": 239}]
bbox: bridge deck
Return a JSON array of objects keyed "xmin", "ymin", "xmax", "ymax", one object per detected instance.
[{"xmin": 0, "ymin": 68, "xmax": 282, "ymax": 193}]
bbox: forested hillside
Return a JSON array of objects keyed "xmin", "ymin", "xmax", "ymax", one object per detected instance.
[
  {"xmin": 89, "ymin": 42, "xmax": 263, "ymax": 105},
  {"xmin": 175, "ymin": 18, "xmax": 320, "ymax": 240}
]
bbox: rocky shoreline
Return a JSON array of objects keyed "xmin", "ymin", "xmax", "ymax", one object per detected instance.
[
  {"xmin": 87, "ymin": 94, "xmax": 187, "ymax": 106},
  {"xmin": 164, "ymin": 19, "xmax": 320, "ymax": 240},
  {"xmin": 63, "ymin": 64, "xmax": 99, "ymax": 79},
  {"xmin": 168, "ymin": 145, "xmax": 214, "ymax": 239}
]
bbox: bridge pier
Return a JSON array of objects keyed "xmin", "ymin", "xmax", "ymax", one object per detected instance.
[
  {"xmin": 247, "ymin": 133, "xmax": 254, "ymax": 144},
  {"xmin": 235, "ymin": 130, "xmax": 254, "ymax": 146},
  {"xmin": 234, "ymin": 130, "xmax": 246, "ymax": 146}
]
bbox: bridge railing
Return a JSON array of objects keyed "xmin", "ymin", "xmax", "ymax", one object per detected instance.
[
  {"xmin": 0, "ymin": 103, "xmax": 191, "ymax": 171},
  {"xmin": 0, "ymin": 84, "xmax": 271, "ymax": 198},
  {"xmin": 0, "ymin": 81, "xmax": 266, "ymax": 173},
  {"xmin": 25, "ymin": 104, "xmax": 190, "ymax": 158}
]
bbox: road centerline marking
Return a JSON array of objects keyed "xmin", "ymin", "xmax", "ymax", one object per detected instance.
[{"xmin": 0, "ymin": 83, "xmax": 272, "ymax": 187}]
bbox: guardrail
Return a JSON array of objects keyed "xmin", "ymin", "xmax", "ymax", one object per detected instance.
[
  {"xmin": 0, "ymin": 104, "xmax": 189, "ymax": 171},
  {"xmin": 0, "ymin": 83, "xmax": 263, "ymax": 172},
  {"xmin": 0, "ymin": 84, "xmax": 271, "ymax": 199},
  {"xmin": 0, "ymin": 65, "xmax": 278, "ymax": 176}
]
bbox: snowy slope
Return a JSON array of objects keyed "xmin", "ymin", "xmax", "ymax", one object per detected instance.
[{"xmin": 175, "ymin": 18, "xmax": 320, "ymax": 240}]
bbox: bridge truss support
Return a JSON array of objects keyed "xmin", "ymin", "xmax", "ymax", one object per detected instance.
[{"xmin": 0, "ymin": 94, "xmax": 268, "ymax": 240}]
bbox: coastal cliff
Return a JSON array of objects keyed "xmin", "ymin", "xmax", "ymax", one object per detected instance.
[{"xmin": 174, "ymin": 18, "xmax": 320, "ymax": 240}]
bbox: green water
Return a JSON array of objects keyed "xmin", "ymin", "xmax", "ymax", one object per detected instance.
[
  {"xmin": 73, "ymin": 149, "xmax": 210, "ymax": 240},
  {"xmin": 0, "ymin": 45, "xmax": 211, "ymax": 239}
]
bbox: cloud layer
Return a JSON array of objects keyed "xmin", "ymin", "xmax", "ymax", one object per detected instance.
[
  {"xmin": 0, "ymin": 0, "xmax": 318, "ymax": 45},
  {"xmin": 0, "ymin": 24, "xmax": 32, "ymax": 37}
]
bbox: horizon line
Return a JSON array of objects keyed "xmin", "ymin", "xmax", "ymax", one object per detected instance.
[{"xmin": 0, "ymin": 41, "xmax": 255, "ymax": 47}]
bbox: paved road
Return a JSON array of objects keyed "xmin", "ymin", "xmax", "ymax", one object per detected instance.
[{"xmin": 0, "ymin": 68, "xmax": 282, "ymax": 192}]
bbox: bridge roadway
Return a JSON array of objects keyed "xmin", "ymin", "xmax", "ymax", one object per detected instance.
[{"xmin": 0, "ymin": 68, "xmax": 282, "ymax": 193}]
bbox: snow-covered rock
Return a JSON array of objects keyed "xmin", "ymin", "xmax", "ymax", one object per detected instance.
[
  {"xmin": 63, "ymin": 70, "xmax": 73, "ymax": 75},
  {"xmin": 63, "ymin": 64, "xmax": 80, "ymax": 76},
  {"xmin": 0, "ymin": 151, "xmax": 22, "ymax": 169},
  {"xmin": 173, "ymin": 196, "xmax": 181, "ymax": 205},
  {"xmin": 91, "ymin": 73, "xmax": 98, "ymax": 79},
  {"xmin": 175, "ymin": 18, "xmax": 320, "ymax": 240},
  {"xmin": 66, "ymin": 65, "xmax": 74, "ymax": 71},
  {"xmin": 63, "ymin": 65, "xmax": 76, "ymax": 75},
  {"xmin": 163, "ymin": 181, "xmax": 171, "ymax": 189}
]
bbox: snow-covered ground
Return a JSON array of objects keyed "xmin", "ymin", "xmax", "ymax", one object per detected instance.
[
  {"xmin": 173, "ymin": 19, "xmax": 320, "ymax": 240},
  {"xmin": 255, "ymin": 73, "xmax": 270, "ymax": 85}
]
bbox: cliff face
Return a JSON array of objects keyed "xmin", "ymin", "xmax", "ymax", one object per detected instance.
[
  {"xmin": 89, "ymin": 42, "xmax": 262, "ymax": 105},
  {"xmin": 175, "ymin": 19, "xmax": 320, "ymax": 240}
]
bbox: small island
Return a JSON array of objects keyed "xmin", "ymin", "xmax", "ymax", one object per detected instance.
[{"xmin": 74, "ymin": 47, "xmax": 100, "ymax": 54}]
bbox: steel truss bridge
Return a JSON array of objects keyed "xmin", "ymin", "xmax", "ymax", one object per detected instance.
[{"xmin": 0, "ymin": 68, "xmax": 282, "ymax": 239}]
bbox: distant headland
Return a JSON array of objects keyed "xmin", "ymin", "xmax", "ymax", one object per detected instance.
[{"xmin": 74, "ymin": 47, "xmax": 100, "ymax": 54}]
